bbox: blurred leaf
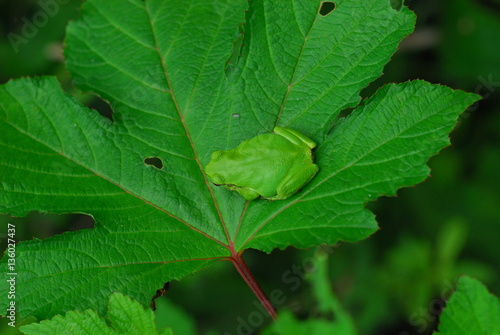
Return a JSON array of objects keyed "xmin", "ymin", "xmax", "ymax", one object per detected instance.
[
  {"xmin": 261, "ymin": 311, "xmax": 356, "ymax": 335},
  {"xmin": 0, "ymin": 0, "xmax": 83, "ymax": 82},
  {"xmin": 262, "ymin": 250, "xmax": 357, "ymax": 335},
  {"xmin": 442, "ymin": 0, "xmax": 500, "ymax": 82},
  {"xmin": 381, "ymin": 236, "xmax": 433, "ymax": 314},
  {"xmin": 155, "ymin": 298, "xmax": 197, "ymax": 335},
  {"xmin": 309, "ymin": 251, "xmax": 358, "ymax": 334},
  {"xmin": 436, "ymin": 219, "xmax": 467, "ymax": 266}
]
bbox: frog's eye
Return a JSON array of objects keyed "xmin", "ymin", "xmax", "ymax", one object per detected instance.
[
  {"xmin": 211, "ymin": 151, "xmax": 224, "ymax": 159},
  {"xmin": 210, "ymin": 173, "xmax": 225, "ymax": 185}
]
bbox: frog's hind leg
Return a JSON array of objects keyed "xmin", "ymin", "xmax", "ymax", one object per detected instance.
[{"xmin": 272, "ymin": 164, "xmax": 319, "ymax": 200}]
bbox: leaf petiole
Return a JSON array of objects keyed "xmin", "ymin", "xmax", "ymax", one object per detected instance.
[{"xmin": 228, "ymin": 251, "xmax": 278, "ymax": 321}]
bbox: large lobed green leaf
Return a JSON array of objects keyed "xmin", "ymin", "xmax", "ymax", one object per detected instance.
[{"xmin": 0, "ymin": 0, "xmax": 479, "ymax": 322}]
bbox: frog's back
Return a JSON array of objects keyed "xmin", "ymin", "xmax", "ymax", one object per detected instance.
[{"xmin": 235, "ymin": 133, "xmax": 310, "ymax": 197}]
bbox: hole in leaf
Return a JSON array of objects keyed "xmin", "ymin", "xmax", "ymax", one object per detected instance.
[
  {"xmin": 319, "ymin": 1, "xmax": 336, "ymax": 16},
  {"xmin": 225, "ymin": 17, "xmax": 247, "ymax": 75},
  {"xmin": 86, "ymin": 94, "xmax": 114, "ymax": 121},
  {"xmin": 327, "ymin": 107, "xmax": 354, "ymax": 135},
  {"xmin": 144, "ymin": 157, "xmax": 163, "ymax": 169},
  {"xmin": 151, "ymin": 282, "xmax": 170, "ymax": 310},
  {"xmin": 5, "ymin": 212, "xmax": 95, "ymax": 243},
  {"xmin": 390, "ymin": 0, "xmax": 403, "ymax": 11},
  {"xmin": 232, "ymin": 113, "xmax": 240, "ymax": 118}
]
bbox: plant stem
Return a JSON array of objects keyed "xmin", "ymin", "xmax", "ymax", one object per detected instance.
[{"xmin": 230, "ymin": 251, "xmax": 278, "ymax": 320}]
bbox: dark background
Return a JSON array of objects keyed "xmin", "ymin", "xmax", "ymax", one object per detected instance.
[{"xmin": 1, "ymin": 0, "xmax": 499, "ymax": 334}]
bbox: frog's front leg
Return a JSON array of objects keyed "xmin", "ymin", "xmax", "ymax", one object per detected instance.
[
  {"xmin": 236, "ymin": 187, "xmax": 261, "ymax": 201},
  {"xmin": 271, "ymin": 164, "xmax": 319, "ymax": 200}
]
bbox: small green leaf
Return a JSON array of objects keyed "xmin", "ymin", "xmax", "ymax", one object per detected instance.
[
  {"xmin": 107, "ymin": 293, "xmax": 158, "ymax": 334},
  {"xmin": 433, "ymin": 277, "xmax": 500, "ymax": 335},
  {"xmin": 19, "ymin": 293, "xmax": 167, "ymax": 335},
  {"xmin": 19, "ymin": 310, "xmax": 114, "ymax": 335}
]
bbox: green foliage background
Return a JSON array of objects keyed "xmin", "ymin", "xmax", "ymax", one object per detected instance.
[{"xmin": 0, "ymin": 0, "xmax": 499, "ymax": 334}]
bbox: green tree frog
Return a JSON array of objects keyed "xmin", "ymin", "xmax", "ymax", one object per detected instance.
[{"xmin": 205, "ymin": 127, "xmax": 319, "ymax": 201}]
